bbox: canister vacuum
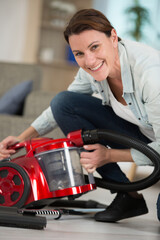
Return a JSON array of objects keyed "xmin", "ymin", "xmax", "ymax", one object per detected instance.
[
  {"xmin": 0, "ymin": 129, "xmax": 160, "ymax": 229},
  {"xmin": 0, "ymin": 133, "xmax": 96, "ymax": 209}
]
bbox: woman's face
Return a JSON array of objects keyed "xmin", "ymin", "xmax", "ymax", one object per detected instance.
[{"xmin": 69, "ymin": 29, "xmax": 120, "ymax": 81}]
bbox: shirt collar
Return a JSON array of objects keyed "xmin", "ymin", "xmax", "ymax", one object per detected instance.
[{"xmin": 118, "ymin": 41, "xmax": 134, "ymax": 93}]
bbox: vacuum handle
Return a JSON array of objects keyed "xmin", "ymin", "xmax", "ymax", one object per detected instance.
[
  {"xmin": 8, "ymin": 142, "xmax": 27, "ymax": 150},
  {"xmin": 8, "ymin": 141, "xmax": 34, "ymax": 157}
]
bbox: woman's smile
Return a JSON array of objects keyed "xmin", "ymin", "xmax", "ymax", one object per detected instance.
[{"xmin": 88, "ymin": 61, "xmax": 104, "ymax": 72}]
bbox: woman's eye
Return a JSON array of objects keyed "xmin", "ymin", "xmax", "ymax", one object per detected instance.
[
  {"xmin": 75, "ymin": 52, "xmax": 83, "ymax": 57},
  {"xmin": 91, "ymin": 45, "xmax": 99, "ymax": 51}
]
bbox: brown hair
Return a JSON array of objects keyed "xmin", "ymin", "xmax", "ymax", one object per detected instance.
[{"xmin": 64, "ymin": 9, "xmax": 121, "ymax": 43}]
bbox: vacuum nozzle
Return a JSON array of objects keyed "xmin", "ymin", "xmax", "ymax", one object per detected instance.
[
  {"xmin": 67, "ymin": 129, "xmax": 99, "ymax": 146},
  {"xmin": 67, "ymin": 129, "xmax": 84, "ymax": 146}
]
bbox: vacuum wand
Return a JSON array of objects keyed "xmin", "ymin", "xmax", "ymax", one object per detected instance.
[
  {"xmin": 67, "ymin": 129, "xmax": 160, "ymax": 192},
  {"xmin": 0, "ymin": 206, "xmax": 46, "ymax": 230}
]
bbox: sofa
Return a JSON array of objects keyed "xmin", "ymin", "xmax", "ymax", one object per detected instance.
[{"xmin": 0, "ymin": 61, "xmax": 64, "ymax": 142}]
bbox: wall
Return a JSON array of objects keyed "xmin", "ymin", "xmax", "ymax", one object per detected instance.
[
  {"xmin": 0, "ymin": 0, "xmax": 27, "ymax": 62},
  {"xmin": 0, "ymin": 0, "xmax": 42, "ymax": 63}
]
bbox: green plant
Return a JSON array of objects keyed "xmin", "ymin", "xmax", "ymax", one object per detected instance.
[{"xmin": 125, "ymin": 0, "xmax": 150, "ymax": 41}]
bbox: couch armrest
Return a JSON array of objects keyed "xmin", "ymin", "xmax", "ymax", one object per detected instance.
[
  {"xmin": 0, "ymin": 115, "xmax": 33, "ymax": 140},
  {"xmin": 0, "ymin": 114, "xmax": 64, "ymax": 141}
]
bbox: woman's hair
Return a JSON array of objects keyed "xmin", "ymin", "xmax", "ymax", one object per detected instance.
[{"xmin": 64, "ymin": 8, "xmax": 121, "ymax": 43}]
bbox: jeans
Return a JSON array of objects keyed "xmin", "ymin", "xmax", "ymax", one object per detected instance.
[{"xmin": 50, "ymin": 91, "xmax": 151, "ymax": 184}]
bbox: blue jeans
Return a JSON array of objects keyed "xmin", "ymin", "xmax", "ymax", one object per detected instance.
[{"xmin": 50, "ymin": 91, "xmax": 151, "ymax": 184}]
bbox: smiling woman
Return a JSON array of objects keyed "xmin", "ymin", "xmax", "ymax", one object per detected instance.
[
  {"xmin": 68, "ymin": 29, "xmax": 120, "ymax": 82},
  {"xmin": 1, "ymin": 8, "xmax": 160, "ymax": 223}
]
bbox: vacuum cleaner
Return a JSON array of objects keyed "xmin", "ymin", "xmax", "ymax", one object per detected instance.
[{"xmin": 0, "ymin": 129, "xmax": 160, "ymax": 228}]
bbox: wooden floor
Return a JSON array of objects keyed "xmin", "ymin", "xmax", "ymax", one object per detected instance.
[{"xmin": 1, "ymin": 180, "xmax": 160, "ymax": 240}]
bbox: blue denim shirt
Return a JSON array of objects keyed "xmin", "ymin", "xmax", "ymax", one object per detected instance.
[{"xmin": 32, "ymin": 39, "xmax": 160, "ymax": 166}]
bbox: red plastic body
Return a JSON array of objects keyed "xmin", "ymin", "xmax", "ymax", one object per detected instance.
[
  {"xmin": 6, "ymin": 137, "xmax": 96, "ymax": 207},
  {"xmin": 67, "ymin": 130, "xmax": 84, "ymax": 147}
]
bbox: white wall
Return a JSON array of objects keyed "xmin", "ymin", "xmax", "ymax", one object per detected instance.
[
  {"xmin": 0, "ymin": 0, "xmax": 42, "ymax": 63},
  {"xmin": 0, "ymin": 0, "xmax": 28, "ymax": 62}
]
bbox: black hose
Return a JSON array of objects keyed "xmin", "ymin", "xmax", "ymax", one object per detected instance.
[{"xmin": 82, "ymin": 129, "xmax": 160, "ymax": 191}]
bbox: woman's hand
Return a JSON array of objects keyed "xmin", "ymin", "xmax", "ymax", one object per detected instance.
[
  {"xmin": 0, "ymin": 136, "xmax": 20, "ymax": 160},
  {"xmin": 80, "ymin": 144, "xmax": 133, "ymax": 173},
  {"xmin": 80, "ymin": 144, "xmax": 110, "ymax": 173}
]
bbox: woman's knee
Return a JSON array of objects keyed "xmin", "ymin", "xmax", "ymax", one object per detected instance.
[
  {"xmin": 51, "ymin": 91, "xmax": 68, "ymax": 112},
  {"xmin": 50, "ymin": 91, "xmax": 78, "ymax": 117}
]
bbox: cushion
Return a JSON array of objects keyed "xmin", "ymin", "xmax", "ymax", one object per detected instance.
[{"xmin": 0, "ymin": 80, "xmax": 33, "ymax": 115}]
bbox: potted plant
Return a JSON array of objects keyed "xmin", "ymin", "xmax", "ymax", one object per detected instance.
[{"xmin": 125, "ymin": 0, "xmax": 150, "ymax": 41}]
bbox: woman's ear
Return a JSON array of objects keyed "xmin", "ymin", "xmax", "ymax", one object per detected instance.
[{"xmin": 111, "ymin": 29, "xmax": 118, "ymax": 47}]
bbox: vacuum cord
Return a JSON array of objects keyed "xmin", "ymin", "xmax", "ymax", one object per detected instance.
[{"xmin": 82, "ymin": 129, "xmax": 160, "ymax": 191}]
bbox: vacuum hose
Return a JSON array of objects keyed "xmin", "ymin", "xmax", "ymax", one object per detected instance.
[{"xmin": 81, "ymin": 129, "xmax": 160, "ymax": 192}]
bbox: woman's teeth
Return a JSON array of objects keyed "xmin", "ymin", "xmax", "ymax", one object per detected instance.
[{"xmin": 90, "ymin": 62, "xmax": 103, "ymax": 71}]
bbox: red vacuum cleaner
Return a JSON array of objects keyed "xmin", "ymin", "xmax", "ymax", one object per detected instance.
[
  {"xmin": 0, "ymin": 135, "xmax": 96, "ymax": 209},
  {"xmin": 0, "ymin": 129, "xmax": 160, "ymax": 228}
]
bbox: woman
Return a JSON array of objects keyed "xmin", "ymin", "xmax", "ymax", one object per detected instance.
[{"xmin": 0, "ymin": 9, "xmax": 160, "ymax": 222}]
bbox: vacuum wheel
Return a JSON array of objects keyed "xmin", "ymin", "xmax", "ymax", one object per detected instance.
[{"xmin": 0, "ymin": 162, "xmax": 30, "ymax": 208}]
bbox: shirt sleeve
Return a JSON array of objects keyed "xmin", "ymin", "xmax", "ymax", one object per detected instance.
[
  {"xmin": 31, "ymin": 106, "xmax": 57, "ymax": 136},
  {"xmin": 68, "ymin": 68, "xmax": 94, "ymax": 94},
  {"xmin": 131, "ymin": 66, "xmax": 160, "ymax": 165}
]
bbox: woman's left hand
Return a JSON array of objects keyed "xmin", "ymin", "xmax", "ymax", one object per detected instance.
[{"xmin": 80, "ymin": 144, "xmax": 110, "ymax": 173}]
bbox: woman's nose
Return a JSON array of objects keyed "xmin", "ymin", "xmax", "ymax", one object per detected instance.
[{"xmin": 84, "ymin": 53, "xmax": 95, "ymax": 67}]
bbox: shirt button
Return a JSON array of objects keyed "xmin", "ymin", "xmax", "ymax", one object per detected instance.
[
  {"xmin": 129, "ymin": 102, "xmax": 132, "ymax": 105},
  {"xmin": 138, "ymin": 118, "xmax": 141, "ymax": 120}
]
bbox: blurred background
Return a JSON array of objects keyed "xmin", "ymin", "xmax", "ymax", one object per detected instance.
[{"xmin": 0, "ymin": 0, "xmax": 159, "ymax": 92}]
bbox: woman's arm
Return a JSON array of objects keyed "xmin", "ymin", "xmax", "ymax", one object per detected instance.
[
  {"xmin": 131, "ymin": 67, "xmax": 160, "ymax": 166},
  {"xmin": 68, "ymin": 68, "xmax": 94, "ymax": 94},
  {"xmin": 18, "ymin": 126, "xmax": 39, "ymax": 141}
]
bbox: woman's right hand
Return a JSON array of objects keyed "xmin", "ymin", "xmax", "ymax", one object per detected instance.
[{"xmin": 0, "ymin": 136, "xmax": 20, "ymax": 160}]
